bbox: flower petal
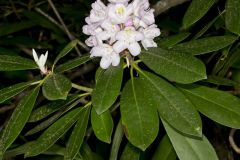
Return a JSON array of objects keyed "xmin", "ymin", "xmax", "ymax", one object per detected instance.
[
  {"xmin": 111, "ymin": 53, "xmax": 120, "ymax": 66},
  {"xmin": 113, "ymin": 41, "xmax": 127, "ymax": 54},
  {"xmin": 100, "ymin": 56, "xmax": 112, "ymax": 69},
  {"xmin": 32, "ymin": 49, "xmax": 39, "ymax": 62},
  {"xmin": 128, "ymin": 42, "xmax": 141, "ymax": 56}
]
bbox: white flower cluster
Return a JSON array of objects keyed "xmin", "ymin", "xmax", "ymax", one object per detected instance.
[{"xmin": 83, "ymin": 0, "xmax": 161, "ymax": 69}]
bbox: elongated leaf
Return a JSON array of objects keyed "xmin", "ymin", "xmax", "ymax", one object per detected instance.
[
  {"xmin": 92, "ymin": 65, "xmax": 123, "ymax": 114},
  {"xmin": 120, "ymin": 143, "xmax": 141, "ymax": 160},
  {"xmin": 65, "ymin": 107, "xmax": 90, "ymax": 160},
  {"xmin": 139, "ymin": 71, "xmax": 202, "ymax": 137},
  {"xmin": 29, "ymin": 95, "xmax": 78, "ymax": 122},
  {"xmin": 0, "ymin": 21, "xmax": 36, "ymax": 36},
  {"xmin": 163, "ymin": 120, "xmax": 218, "ymax": 160},
  {"xmin": 0, "ymin": 87, "xmax": 40, "ymax": 155},
  {"xmin": 80, "ymin": 143, "xmax": 103, "ymax": 160},
  {"xmin": 158, "ymin": 33, "xmax": 190, "ymax": 48},
  {"xmin": 226, "ymin": 0, "xmax": 240, "ymax": 35},
  {"xmin": 0, "ymin": 55, "xmax": 37, "ymax": 71},
  {"xmin": 25, "ymin": 107, "xmax": 84, "ymax": 157},
  {"xmin": 120, "ymin": 78, "xmax": 159, "ymax": 151},
  {"xmin": 206, "ymin": 75, "xmax": 240, "ymax": 87},
  {"xmin": 42, "ymin": 74, "xmax": 72, "ymax": 100},
  {"xmin": 53, "ymin": 40, "xmax": 79, "ymax": 66},
  {"xmin": 172, "ymin": 36, "xmax": 237, "ymax": 55},
  {"xmin": 55, "ymin": 55, "xmax": 91, "ymax": 73},
  {"xmin": 140, "ymin": 48, "xmax": 206, "ymax": 84},
  {"xmin": 183, "ymin": 0, "xmax": 215, "ymax": 28},
  {"xmin": 91, "ymin": 109, "xmax": 113, "ymax": 143},
  {"xmin": 152, "ymin": 135, "xmax": 176, "ymax": 160},
  {"xmin": 0, "ymin": 81, "xmax": 37, "ymax": 103},
  {"xmin": 178, "ymin": 84, "xmax": 240, "ymax": 128}
]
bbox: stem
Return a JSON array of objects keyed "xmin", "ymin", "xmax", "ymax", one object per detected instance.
[{"xmin": 72, "ymin": 83, "xmax": 93, "ymax": 93}]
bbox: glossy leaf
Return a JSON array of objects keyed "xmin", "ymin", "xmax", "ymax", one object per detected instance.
[
  {"xmin": 92, "ymin": 65, "xmax": 123, "ymax": 114},
  {"xmin": 42, "ymin": 74, "xmax": 72, "ymax": 100},
  {"xmin": 0, "ymin": 55, "xmax": 37, "ymax": 71},
  {"xmin": 65, "ymin": 106, "xmax": 91, "ymax": 160},
  {"xmin": 140, "ymin": 48, "xmax": 206, "ymax": 84},
  {"xmin": 172, "ymin": 36, "xmax": 237, "ymax": 55},
  {"xmin": 163, "ymin": 120, "xmax": 218, "ymax": 160},
  {"xmin": 183, "ymin": 0, "xmax": 215, "ymax": 28},
  {"xmin": 91, "ymin": 109, "xmax": 114, "ymax": 143},
  {"xmin": 152, "ymin": 135, "xmax": 177, "ymax": 160},
  {"xmin": 120, "ymin": 143, "xmax": 141, "ymax": 160},
  {"xmin": 158, "ymin": 33, "xmax": 190, "ymax": 48},
  {"xmin": 120, "ymin": 78, "xmax": 159, "ymax": 151},
  {"xmin": 25, "ymin": 107, "xmax": 84, "ymax": 157},
  {"xmin": 0, "ymin": 81, "xmax": 37, "ymax": 103},
  {"xmin": 0, "ymin": 87, "xmax": 40, "ymax": 155},
  {"xmin": 53, "ymin": 39, "xmax": 79, "ymax": 66},
  {"xmin": 178, "ymin": 84, "xmax": 240, "ymax": 128},
  {"xmin": 139, "ymin": 71, "xmax": 202, "ymax": 137},
  {"xmin": 55, "ymin": 55, "xmax": 91, "ymax": 73},
  {"xmin": 226, "ymin": 0, "xmax": 240, "ymax": 35}
]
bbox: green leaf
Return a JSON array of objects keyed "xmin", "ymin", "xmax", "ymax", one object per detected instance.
[
  {"xmin": 226, "ymin": 0, "xmax": 240, "ymax": 35},
  {"xmin": 0, "ymin": 21, "xmax": 36, "ymax": 36},
  {"xmin": 65, "ymin": 106, "xmax": 91, "ymax": 160},
  {"xmin": 152, "ymin": 135, "xmax": 177, "ymax": 160},
  {"xmin": 139, "ymin": 71, "xmax": 202, "ymax": 137},
  {"xmin": 42, "ymin": 74, "xmax": 72, "ymax": 100},
  {"xmin": 163, "ymin": 120, "xmax": 218, "ymax": 160},
  {"xmin": 55, "ymin": 55, "xmax": 91, "ymax": 73},
  {"xmin": 120, "ymin": 143, "xmax": 141, "ymax": 160},
  {"xmin": 0, "ymin": 87, "xmax": 40, "ymax": 155},
  {"xmin": 0, "ymin": 81, "xmax": 37, "ymax": 103},
  {"xmin": 80, "ymin": 143, "xmax": 103, "ymax": 160},
  {"xmin": 158, "ymin": 33, "xmax": 191, "ymax": 48},
  {"xmin": 120, "ymin": 78, "xmax": 159, "ymax": 151},
  {"xmin": 178, "ymin": 84, "xmax": 240, "ymax": 128},
  {"xmin": 172, "ymin": 36, "xmax": 237, "ymax": 55},
  {"xmin": 25, "ymin": 107, "xmax": 84, "ymax": 157},
  {"xmin": 140, "ymin": 48, "xmax": 206, "ymax": 84},
  {"xmin": 205, "ymin": 75, "xmax": 240, "ymax": 87},
  {"xmin": 0, "ymin": 55, "xmax": 37, "ymax": 71},
  {"xmin": 183, "ymin": 0, "xmax": 215, "ymax": 28},
  {"xmin": 91, "ymin": 109, "xmax": 114, "ymax": 143},
  {"xmin": 53, "ymin": 40, "xmax": 79, "ymax": 67},
  {"xmin": 29, "ymin": 95, "xmax": 79, "ymax": 122},
  {"xmin": 92, "ymin": 65, "xmax": 123, "ymax": 114}
]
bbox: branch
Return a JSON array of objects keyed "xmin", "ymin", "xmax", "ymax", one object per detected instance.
[
  {"xmin": 229, "ymin": 129, "xmax": 240, "ymax": 154},
  {"xmin": 153, "ymin": 0, "xmax": 191, "ymax": 16}
]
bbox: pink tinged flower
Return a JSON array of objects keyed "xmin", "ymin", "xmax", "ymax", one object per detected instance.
[
  {"xmin": 85, "ymin": 36, "xmax": 98, "ymax": 47},
  {"xmin": 132, "ymin": 0, "xmax": 150, "ymax": 17},
  {"xmin": 142, "ymin": 39, "xmax": 157, "ymax": 50},
  {"xmin": 89, "ymin": 0, "xmax": 107, "ymax": 23},
  {"xmin": 82, "ymin": 25, "xmax": 103, "ymax": 36},
  {"xmin": 90, "ymin": 44, "xmax": 120, "ymax": 69},
  {"xmin": 124, "ymin": 18, "xmax": 134, "ymax": 27},
  {"xmin": 32, "ymin": 49, "xmax": 48, "ymax": 74},
  {"xmin": 113, "ymin": 27, "xmax": 144, "ymax": 56},
  {"xmin": 108, "ymin": 0, "xmax": 130, "ymax": 3},
  {"xmin": 108, "ymin": 3, "xmax": 133, "ymax": 24}
]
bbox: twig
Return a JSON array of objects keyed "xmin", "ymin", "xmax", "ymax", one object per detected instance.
[
  {"xmin": 229, "ymin": 129, "xmax": 240, "ymax": 154},
  {"xmin": 0, "ymin": 104, "xmax": 16, "ymax": 114},
  {"xmin": 153, "ymin": 0, "xmax": 191, "ymax": 16}
]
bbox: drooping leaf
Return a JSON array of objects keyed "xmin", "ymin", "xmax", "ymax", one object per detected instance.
[
  {"xmin": 140, "ymin": 48, "xmax": 206, "ymax": 84},
  {"xmin": 152, "ymin": 135, "xmax": 177, "ymax": 160},
  {"xmin": 65, "ymin": 106, "xmax": 91, "ymax": 160},
  {"xmin": 172, "ymin": 36, "xmax": 237, "ymax": 55},
  {"xmin": 0, "ymin": 87, "xmax": 40, "ymax": 155},
  {"xmin": 91, "ymin": 109, "xmax": 113, "ymax": 144},
  {"xmin": 183, "ymin": 0, "xmax": 215, "ymax": 28},
  {"xmin": 0, "ymin": 55, "xmax": 37, "ymax": 71},
  {"xmin": 29, "ymin": 95, "xmax": 78, "ymax": 122},
  {"xmin": 0, "ymin": 81, "xmax": 38, "ymax": 103},
  {"xmin": 226, "ymin": 0, "xmax": 240, "ymax": 35},
  {"xmin": 53, "ymin": 40, "xmax": 79, "ymax": 67},
  {"xmin": 120, "ymin": 143, "xmax": 141, "ymax": 160},
  {"xmin": 158, "ymin": 33, "xmax": 191, "ymax": 48},
  {"xmin": 55, "ymin": 55, "xmax": 91, "ymax": 73},
  {"xmin": 163, "ymin": 120, "xmax": 218, "ymax": 160},
  {"xmin": 138, "ymin": 71, "xmax": 202, "ymax": 137},
  {"xmin": 25, "ymin": 107, "xmax": 84, "ymax": 157},
  {"xmin": 92, "ymin": 65, "xmax": 123, "ymax": 114},
  {"xmin": 178, "ymin": 84, "xmax": 240, "ymax": 128},
  {"xmin": 205, "ymin": 75, "xmax": 240, "ymax": 87},
  {"xmin": 80, "ymin": 143, "xmax": 103, "ymax": 160},
  {"xmin": 120, "ymin": 78, "xmax": 159, "ymax": 151},
  {"xmin": 42, "ymin": 74, "xmax": 72, "ymax": 100}
]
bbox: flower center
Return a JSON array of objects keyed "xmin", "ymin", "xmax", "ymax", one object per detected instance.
[{"xmin": 115, "ymin": 6, "xmax": 125, "ymax": 15}]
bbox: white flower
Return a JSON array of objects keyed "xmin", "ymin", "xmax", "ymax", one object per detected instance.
[
  {"xmin": 108, "ymin": 0, "xmax": 130, "ymax": 3},
  {"xmin": 91, "ymin": 44, "xmax": 120, "ymax": 69},
  {"xmin": 89, "ymin": 0, "xmax": 107, "ymax": 23},
  {"xmin": 32, "ymin": 49, "xmax": 48, "ymax": 74},
  {"xmin": 108, "ymin": 3, "xmax": 133, "ymax": 24},
  {"xmin": 132, "ymin": 0, "xmax": 150, "ymax": 17},
  {"xmin": 113, "ymin": 27, "xmax": 143, "ymax": 56},
  {"xmin": 82, "ymin": 24, "xmax": 103, "ymax": 36},
  {"xmin": 85, "ymin": 36, "xmax": 98, "ymax": 47}
]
